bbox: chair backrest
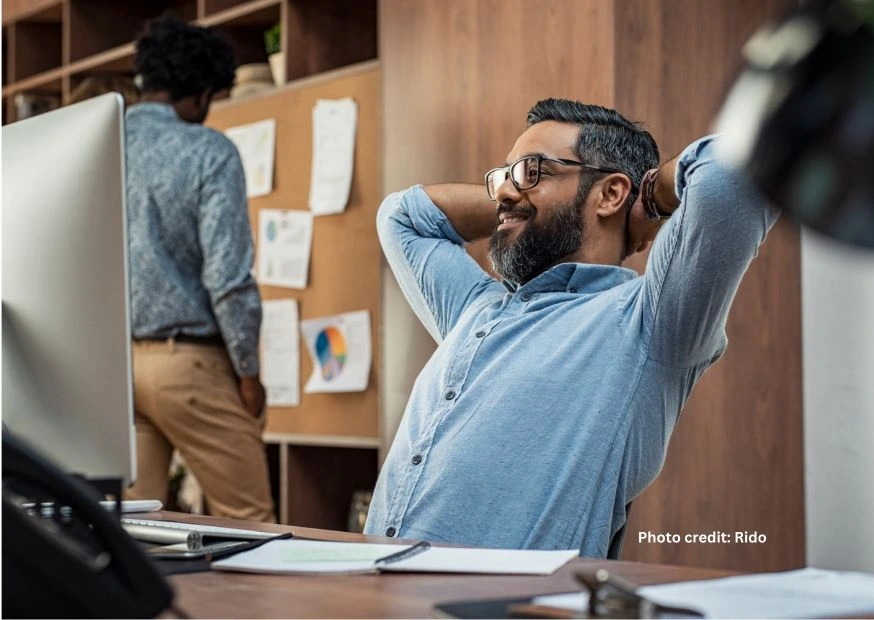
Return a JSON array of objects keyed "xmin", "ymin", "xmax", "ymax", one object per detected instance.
[{"xmin": 606, "ymin": 502, "xmax": 633, "ymax": 560}]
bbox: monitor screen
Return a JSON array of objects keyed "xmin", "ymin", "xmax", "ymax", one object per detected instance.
[{"xmin": 2, "ymin": 93, "xmax": 136, "ymax": 485}]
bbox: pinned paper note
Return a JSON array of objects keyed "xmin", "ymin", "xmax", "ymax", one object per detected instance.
[
  {"xmin": 257, "ymin": 209, "xmax": 313, "ymax": 290},
  {"xmin": 260, "ymin": 299, "xmax": 300, "ymax": 407},
  {"xmin": 309, "ymin": 98, "xmax": 357, "ymax": 215},
  {"xmin": 226, "ymin": 119, "xmax": 276, "ymax": 198},
  {"xmin": 300, "ymin": 310, "xmax": 371, "ymax": 393}
]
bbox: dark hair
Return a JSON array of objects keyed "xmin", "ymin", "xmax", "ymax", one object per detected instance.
[
  {"xmin": 527, "ymin": 98, "xmax": 660, "ymax": 206},
  {"xmin": 134, "ymin": 13, "xmax": 236, "ymax": 101}
]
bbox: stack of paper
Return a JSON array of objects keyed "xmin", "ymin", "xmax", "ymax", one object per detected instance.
[{"xmin": 531, "ymin": 567, "xmax": 874, "ymax": 618}]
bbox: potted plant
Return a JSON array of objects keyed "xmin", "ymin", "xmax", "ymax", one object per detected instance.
[{"xmin": 264, "ymin": 22, "xmax": 284, "ymax": 86}]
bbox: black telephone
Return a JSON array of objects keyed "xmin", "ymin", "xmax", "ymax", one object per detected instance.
[{"xmin": 2, "ymin": 430, "xmax": 174, "ymax": 618}]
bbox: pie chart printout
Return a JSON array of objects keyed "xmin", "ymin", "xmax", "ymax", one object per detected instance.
[{"xmin": 315, "ymin": 327, "xmax": 347, "ymax": 381}]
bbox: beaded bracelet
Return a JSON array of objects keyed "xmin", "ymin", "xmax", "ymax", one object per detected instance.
[{"xmin": 640, "ymin": 167, "xmax": 670, "ymax": 221}]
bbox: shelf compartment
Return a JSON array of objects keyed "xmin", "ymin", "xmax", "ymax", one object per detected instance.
[
  {"xmin": 285, "ymin": 0, "xmax": 377, "ymax": 81},
  {"xmin": 285, "ymin": 445, "xmax": 377, "ymax": 531},
  {"xmin": 199, "ymin": 0, "xmax": 282, "ymax": 67},
  {"xmin": 68, "ymin": 0, "xmax": 197, "ymax": 63}
]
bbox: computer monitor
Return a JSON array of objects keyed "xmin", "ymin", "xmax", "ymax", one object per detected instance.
[{"xmin": 2, "ymin": 93, "xmax": 136, "ymax": 486}]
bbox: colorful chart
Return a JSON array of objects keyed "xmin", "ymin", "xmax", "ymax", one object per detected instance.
[{"xmin": 315, "ymin": 327, "xmax": 347, "ymax": 381}]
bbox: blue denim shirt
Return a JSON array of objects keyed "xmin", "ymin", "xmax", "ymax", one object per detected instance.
[
  {"xmin": 365, "ymin": 137, "xmax": 779, "ymax": 554},
  {"xmin": 125, "ymin": 103, "xmax": 261, "ymax": 376}
]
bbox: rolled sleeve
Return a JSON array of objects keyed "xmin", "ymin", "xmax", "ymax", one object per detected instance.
[
  {"xmin": 377, "ymin": 185, "xmax": 499, "ymax": 342},
  {"xmin": 642, "ymin": 136, "xmax": 780, "ymax": 368}
]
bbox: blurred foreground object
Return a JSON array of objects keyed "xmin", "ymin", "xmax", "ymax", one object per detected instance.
[{"xmin": 716, "ymin": 0, "xmax": 874, "ymax": 247}]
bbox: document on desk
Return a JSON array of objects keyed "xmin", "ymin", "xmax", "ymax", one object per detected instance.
[
  {"xmin": 211, "ymin": 539, "xmax": 577, "ymax": 576},
  {"xmin": 531, "ymin": 568, "xmax": 874, "ymax": 618}
]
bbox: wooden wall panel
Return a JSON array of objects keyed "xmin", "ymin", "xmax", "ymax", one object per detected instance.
[
  {"xmin": 614, "ymin": 0, "xmax": 804, "ymax": 572},
  {"xmin": 381, "ymin": 0, "xmax": 804, "ymax": 571},
  {"xmin": 382, "ymin": 0, "xmax": 615, "ymax": 192}
]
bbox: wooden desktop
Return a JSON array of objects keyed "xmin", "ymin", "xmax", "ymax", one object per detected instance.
[{"xmin": 147, "ymin": 512, "xmax": 736, "ymax": 618}]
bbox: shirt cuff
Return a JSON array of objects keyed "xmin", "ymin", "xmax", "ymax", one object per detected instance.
[
  {"xmin": 405, "ymin": 185, "xmax": 467, "ymax": 246},
  {"xmin": 230, "ymin": 348, "xmax": 260, "ymax": 377}
]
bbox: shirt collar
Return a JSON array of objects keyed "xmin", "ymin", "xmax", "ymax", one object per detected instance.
[
  {"xmin": 126, "ymin": 102, "xmax": 179, "ymax": 121},
  {"xmin": 502, "ymin": 261, "xmax": 638, "ymax": 295}
]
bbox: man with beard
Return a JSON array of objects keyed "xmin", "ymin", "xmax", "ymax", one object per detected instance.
[{"xmin": 364, "ymin": 99, "xmax": 778, "ymax": 555}]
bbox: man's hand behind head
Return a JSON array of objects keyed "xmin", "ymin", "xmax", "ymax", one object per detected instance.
[{"xmin": 625, "ymin": 196, "xmax": 663, "ymax": 258}]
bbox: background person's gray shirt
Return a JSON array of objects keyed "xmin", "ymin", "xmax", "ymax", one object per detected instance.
[
  {"xmin": 125, "ymin": 102, "xmax": 260, "ymax": 376},
  {"xmin": 365, "ymin": 137, "xmax": 779, "ymax": 554}
]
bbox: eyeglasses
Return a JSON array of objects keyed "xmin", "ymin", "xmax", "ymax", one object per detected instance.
[{"xmin": 484, "ymin": 154, "xmax": 626, "ymax": 201}]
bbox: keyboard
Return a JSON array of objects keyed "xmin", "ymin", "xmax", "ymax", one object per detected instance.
[{"xmin": 121, "ymin": 517, "xmax": 277, "ymax": 542}]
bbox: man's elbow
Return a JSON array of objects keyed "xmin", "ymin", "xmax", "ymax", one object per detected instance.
[{"xmin": 376, "ymin": 189, "xmax": 413, "ymax": 242}]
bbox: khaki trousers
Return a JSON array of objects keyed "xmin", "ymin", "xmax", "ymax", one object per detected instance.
[{"xmin": 126, "ymin": 339, "xmax": 275, "ymax": 523}]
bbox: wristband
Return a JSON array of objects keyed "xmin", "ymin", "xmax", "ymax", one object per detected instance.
[{"xmin": 640, "ymin": 167, "xmax": 671, "ymax": 221}]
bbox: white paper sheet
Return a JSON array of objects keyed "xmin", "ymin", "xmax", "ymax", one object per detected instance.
[
  {"xmin": 308, "ymin": 98, "xmax": 357, "ymax": 215},
  {"xmin": 260, "ymin": 299, "xmax": 300, "ymax": 407},
  {"xmin": 300, "ymin": 310, "xmax": 371, "ymax": 393},
  {"xmin": 385, "ymin": 546, "xmax": 577, "ymax": 576},
  {"xmin": 211, "ymin": 539, "xmax": 577, "ymax": 576},
  {"xmin": 257, "ymin": 209, "xmax": 313, "ymax": 290},
  {"xmin": 532, "ymin": 568, "xmax": 874, "ymax": 619},
  {"xmin": 225, "ymin": 118, "xmax": 276, "ymax": 198}
]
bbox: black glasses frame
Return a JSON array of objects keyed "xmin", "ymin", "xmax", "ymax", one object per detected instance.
[{"xmin": 484, "ymin": 154, "xmax": 626, "ymax": 201}]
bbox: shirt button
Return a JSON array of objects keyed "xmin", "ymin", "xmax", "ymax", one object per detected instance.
[
  {"xmin": 385, "ymin": 527, "xmax": 396, "ymax": 537},
  {"xmin": 521, "ymin": 293, "xmax": 531, "ymax": 302},
  {"xmin": 445, "ymin": 390, "xmax": 456, "ymax": 400},
  {"xmin": 475, "ymin": 330, "xmax": 485, "ymax": 338},
  {"xmin": 411, "ymin": 454, "xmax": 422, "ymax": 465}
]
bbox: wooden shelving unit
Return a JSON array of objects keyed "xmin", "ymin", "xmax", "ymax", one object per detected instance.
[
  {"xmin": 2, "ymin": 0, "xmax": 377, "ymax": 124},
  {"xmin": 1, "ymin": 0, "xmax": 380, "ymax": 533}
]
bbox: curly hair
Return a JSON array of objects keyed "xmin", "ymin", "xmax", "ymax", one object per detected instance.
[{"xmin": 134, "ymin": 13, "xmax": 236, "ymax": 101}]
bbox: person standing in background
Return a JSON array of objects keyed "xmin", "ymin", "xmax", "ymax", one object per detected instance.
[{"xmin": 124, "ymin": 14, "xmax": 274, "ymax": 523}]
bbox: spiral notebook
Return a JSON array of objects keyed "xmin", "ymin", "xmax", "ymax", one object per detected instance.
[{"xmin": 211, "ymin": 539, "xmax": 577, "ymax": 576}]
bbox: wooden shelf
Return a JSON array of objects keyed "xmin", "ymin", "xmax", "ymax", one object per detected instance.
[
  {"xmin": 2, "ymin": 66, "xmax": 64, "ymax": 97},
  {"xmin": 3, "ymin": 0, "xmax": 377, "ymax": 125},
  {"xmin": 67, "ymin": 42, "xmax": 135, "ymax": 76},
  {"xmin": 198, "ymin": 0, "xmax": 281, "ymax": 27},
  {"xmin": 263, "ymin": 432, "xmax": 381, "ymax": 449},
  {"xmin": 2, "ymin": 0, "xmax": 63, "ymax": 25}
]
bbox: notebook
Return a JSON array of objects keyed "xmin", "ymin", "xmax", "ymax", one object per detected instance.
[{"xmin": 211, "ymin": 538, "xmax": 577, "ymax": 576}]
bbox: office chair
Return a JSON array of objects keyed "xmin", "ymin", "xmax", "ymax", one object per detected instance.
[{"xmin": 606, "ymin": 503, "xmax": 632, "ymax": 560}]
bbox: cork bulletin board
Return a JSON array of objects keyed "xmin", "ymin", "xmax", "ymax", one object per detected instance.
[{"xmin": 206, "ymin": 61, "xmax": 380, "ymax": 440}]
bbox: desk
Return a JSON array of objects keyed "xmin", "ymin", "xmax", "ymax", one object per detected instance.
[{"xmin": 146, "ymin": 512, "xmax": 735, "ymax": 618}]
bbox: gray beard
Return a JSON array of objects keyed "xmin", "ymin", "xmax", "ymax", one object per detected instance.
[{"xmin": 487, "ymin": 197, "xmax": 584, "ymax": 285}]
